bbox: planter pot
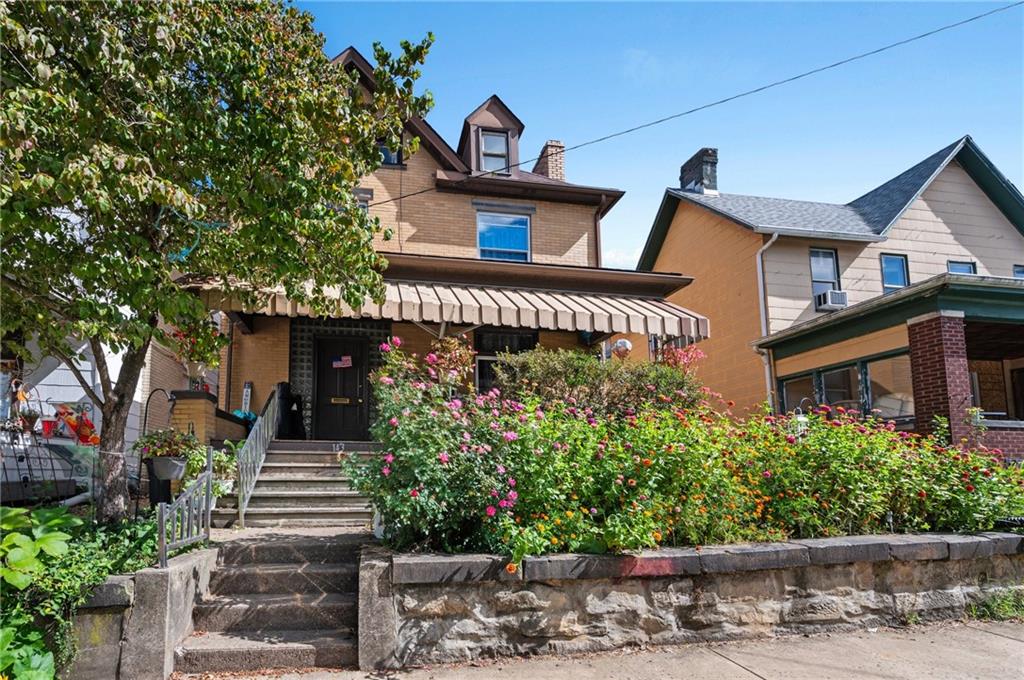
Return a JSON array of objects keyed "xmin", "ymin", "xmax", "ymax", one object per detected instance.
[{"xmin": 150, "ymin": 456, "xmax": 187, "ymax": 481}]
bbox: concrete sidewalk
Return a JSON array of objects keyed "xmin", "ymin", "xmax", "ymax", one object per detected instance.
[{"xmin": 176, "ymin": 621, "xmax": 1023, "ymax": 679}]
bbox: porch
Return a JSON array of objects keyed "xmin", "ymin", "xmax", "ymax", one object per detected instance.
[
  {"xmin": 761, "ymin": 274, "xmax": 1024, "ymax": 460},
  {"xmin": 195, "ymin": 253, "xmax": 709, "ymax": 442}
]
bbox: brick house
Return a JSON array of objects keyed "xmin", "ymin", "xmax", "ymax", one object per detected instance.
[
  {"xmin": 183, "ymin": 46, "xmax": 708, "ymax": 443},
  {"xmin": 634, "ymin": 136, "xmax": 1024, "ymax": 458}
]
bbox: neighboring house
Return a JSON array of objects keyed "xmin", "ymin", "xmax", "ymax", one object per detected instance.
[
  {"xmin": 190, "ymin": 46, "xmax": 709, "ymax": 442},
  {"xmin": 635, "ymin": 136, "xmax": 1024, "ymax": 457}
]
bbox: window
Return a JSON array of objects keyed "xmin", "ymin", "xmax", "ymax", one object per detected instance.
[
  {"xmin": 947, "ymin": 260, "xmax": 977, "ymax": 275},
  {"xmin": 880, "ymin": 254, "xmax": 909, "ymax": 294},
  {"xmin": 480, "ymin": 130, "xmax": 510, "ymax": 174},
  {"xmin": 477, "ymin": 212, "xmax": 529, "ymax": 262},
  {"xmin": 810, "ymin": 248, "xmax": 840, "ymax": 308},
  {"xmin": 781, "ymin": 375, "xmax": 815, "ymax": 413},
  {"xmin": 354, "ymin": 188, "xmax": 373, "ymax": 213},
  {"xmin": 474, "ymin": 330, "xmax": 538, "ymax": 392},
  {"xmin": 778, "ymin": 352, "xmax": 915, "ymax": 422},
  {"xmin": 1014, "ymin": 264, "xmax": 1024, "ymax": 279},
  {"xmin": 866, "ymin": 355, "xmax": 914, "ymax": 418},
  {"xmin": 379, "ymin": 140, "xmax": 402, "ymax": 166},
  {"xmin": 822, "ymin": 366, "xmax": 861, "ymax": 411}
]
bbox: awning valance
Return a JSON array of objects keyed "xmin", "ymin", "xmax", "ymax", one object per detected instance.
[{"xmin": 195, "ymin": 280, "xmax": 709, "ymax": 341}]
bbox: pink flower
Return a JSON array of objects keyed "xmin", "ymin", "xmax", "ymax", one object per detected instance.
[
  {"xmin": 446, "ymin": 399, "xmax": 463, "ymax": 410},
  {"xmin": 379, "ymin": 342, "xmax": 392, "ymax": 352},
  {"xmin": 391, "ymin": 336, "xmax": 402, "ymax": 348},
  {"xmin": 463, "ymin": 431, "xmax": 472, "ymax": 441},
  {"xmin": 507, "ymin": 490, "xmax": 518, "ymax": 501},
  {"xmin": 409, "ymin": 489, "xmax": 419, "ymax": 498},
  {"xmin": 785, "ymin": 435, "xmax": 796, "ymax": 444},
  {"xmin": 438, "ymin": 452, "xmax": 450, "ymax": 464},
  {"xmin": 383, "ymin": 453, "xmax": 395, "ymax": 463},
  {"xmin": 763, "ymin": 470, "xmax": 772, "ymax": 478},
  {"xmin": 381, "ymin": 466, "xmax": 391, "ymax": 477},
  {"xmin": 498, "ymin": 499, "xmax": 509, "ymax": 508},
  {"xmin": 379, "ymin": 376, "xmax": 394, "ymax": 385},
  {"xmin": 388, "ymin": 417, "xmax": 399, "ymax": 427},
  {"xmin": 503, "ymin": 431, "xmax": 518, "ymax": 442},
  {"xmin": 507, "ymin": 477, "xmax": 516, "ymax": 487},
  {"xmin": 496, "ymin": 465, "xmax": 506, "ymax": 474},
  {"xmin": 486, "ymin": 506, "xmax": 497, "ymax": 517},
  {"xmin": 425, "ymin": 352, "xmax": 438, "ymax": 365},
  {"xmin": 535, "ymin": 409, "xmax": 545, "ymax": 420}
]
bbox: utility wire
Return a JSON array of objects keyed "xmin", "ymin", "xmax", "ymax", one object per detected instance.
[{"xmin": 369, "ymin": 0, "xmax": 1024, "ymax": 208}]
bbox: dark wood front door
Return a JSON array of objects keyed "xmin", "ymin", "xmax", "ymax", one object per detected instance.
[{"xmin": 314, "ymin": 337, "xmax": 369, "ymax": 440}]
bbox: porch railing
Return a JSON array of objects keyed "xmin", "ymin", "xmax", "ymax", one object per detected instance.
[
  {"xmin": 236, "ymin": 385, "xmax": 280, "ymax": 528},
  {"xmin": 157, "ymin": 446, "xmax": 213, "ymax": 568}
]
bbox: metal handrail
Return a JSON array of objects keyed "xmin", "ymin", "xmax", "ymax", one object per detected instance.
[
  {"xmin": 236, "ymin": 385, "xmax": 280, "ymax": 528},
  {"xmin": 157, "ymin": 446, "xmax": 213, "ymax": 568}
]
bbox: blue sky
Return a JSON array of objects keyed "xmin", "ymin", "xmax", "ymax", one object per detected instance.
[{"xmin": 298, "ymin": 1, "xmax": 1024, "ymax": 268}]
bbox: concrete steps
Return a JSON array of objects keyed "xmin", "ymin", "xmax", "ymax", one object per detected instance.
[
  {"xmin": 175, "ymin": 629, "xmax": 358, "ymax": 673},
  {"xmin": 176, "ymin": 531, "xmax": 372, "ymax": 673},
  {"xmin": 213, "ymin": 439, "xmax": 376, "ymax": 529}
]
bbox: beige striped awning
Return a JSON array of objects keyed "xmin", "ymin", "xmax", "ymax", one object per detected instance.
[{"xmin": 196, "ymin": 280, "xmax": 709, "ymax": 341}]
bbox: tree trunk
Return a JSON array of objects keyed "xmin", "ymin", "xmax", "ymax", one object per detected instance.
[{"xmin": 96, "ymin": 339, "xmax": 152, "ymax": 523}]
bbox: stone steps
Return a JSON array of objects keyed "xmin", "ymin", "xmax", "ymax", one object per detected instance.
[
  {"xmin": 247, "ymin": 490, "xmax": 367, "ymax": 508},
  {"xmin": 214, "ymin": 506, "xmax": 372, "ymax": 528},
  {"xmin": 175, "ymin": 629, "xmax": 358, "ymax": 673},
  {"xmin": 263, "ymin": 450, "xmax": 376, "ymax": 465},
  {"xmin": 268, "ymin": 440, "xmax": 381, "ymax": 452},
  {"xmin": 175, "ymin": 531, "xmax": 371, "ymax": 674},
  {"xmin": 193, "ymin": 592, "xmax": 357, "ymax": 632}
]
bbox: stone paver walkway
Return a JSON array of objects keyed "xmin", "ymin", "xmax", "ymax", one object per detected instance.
[{"xmin": 175, "ymin": 620, "xmax": 1023, "ymax": 679}]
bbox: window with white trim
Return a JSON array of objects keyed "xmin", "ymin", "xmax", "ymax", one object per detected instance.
[
  {"xmin": 947, "ymin": 260, "xmax": 977, "ymax": 275},
  {"xmin": 477, "ymin": 211, "xmax": 529, "ymax": 262},
  {"xmin": 880, "ymin": 253, "xmax": 909, "ymax": 294},
  {"xmin": 810, "ymin": 248, "xmax": 840, "ymax": 308}
]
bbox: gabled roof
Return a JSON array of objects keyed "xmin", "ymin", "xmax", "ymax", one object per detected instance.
[
  {"xmin": 332, "ymin": 47, "xmax": 468, "ymax": 173},
  {"xmin": 638, "ymin": 135, "xmax": 1024, "ymax": 270},
  {"xmin": 457, "ymin": 94, "xmax": 525, "ymax": 159}
]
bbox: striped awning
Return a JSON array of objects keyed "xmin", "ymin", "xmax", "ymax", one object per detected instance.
[{"xmin": 196, "ymin": 280, "xmax": 709, "ymax": 340}]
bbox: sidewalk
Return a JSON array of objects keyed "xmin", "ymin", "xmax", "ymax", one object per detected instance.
[{"xmin": 178, "ymin": 620, "xmax": 1023, "ymax": 679}]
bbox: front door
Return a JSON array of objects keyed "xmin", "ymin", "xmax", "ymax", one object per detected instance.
[{"xmin": 314, "ymin": 337, "xmax": 369, "ymax": 440}]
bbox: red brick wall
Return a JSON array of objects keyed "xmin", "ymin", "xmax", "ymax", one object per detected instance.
[
  {"xmin": 908, "ymin": 313, "xmax": 972, "ymax": 444},
  {"xmin": 980, "ymin": 428, "xmax": 1024, "ymax": 463}
]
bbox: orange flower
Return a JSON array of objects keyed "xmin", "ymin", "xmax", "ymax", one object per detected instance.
[
  {"xmin": 505, "ymin": 562, "xmax": 517, "ymax": 574},
  {"xmin": 652, "ymin": 530, "xmax": 663, "ymax": 542}
]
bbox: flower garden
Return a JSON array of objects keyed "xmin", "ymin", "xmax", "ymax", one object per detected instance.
[{"xmin": 346, "ymin": 337, "xmax": 1024, "ymax": 565}]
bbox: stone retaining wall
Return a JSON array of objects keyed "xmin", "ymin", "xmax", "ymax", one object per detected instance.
[
  {"xmin": 68, "ymin": 548, "xmax": 218, "ymax": 680},
  {"xmin": 358, "ymin": 533, "xmax": 1024, "ymax": 670}
]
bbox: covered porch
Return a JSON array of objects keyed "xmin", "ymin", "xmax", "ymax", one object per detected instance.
[
  {"xmin": 760, "ymin": 274, "xmax": 1024, "ymax": 460},
  {"xmin": 194, "ymin": 254, "xmax": 709, "ymax": 441}
]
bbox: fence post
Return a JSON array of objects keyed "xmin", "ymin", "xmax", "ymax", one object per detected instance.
[{"xmin": 157, "ymin": 503, "xmax": 168, "ymax": 569}]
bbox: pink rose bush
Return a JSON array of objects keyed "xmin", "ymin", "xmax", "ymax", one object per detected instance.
[{"xmin": 343, "ymin": 338, "xmax": 1024, "ymax": 562}]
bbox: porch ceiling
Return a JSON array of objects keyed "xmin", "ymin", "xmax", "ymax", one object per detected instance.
[{"xmin": 194, "ymin": 280, "xmax": 709, "ymax": 341}]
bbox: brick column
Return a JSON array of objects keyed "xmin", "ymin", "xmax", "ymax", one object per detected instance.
[
  {"xmin": 907, "ymin": 311, "xmax": 972, "ymax": 444},
  {"xmin": 170, "ymin": 391, "xmax": 218, "ymax": 444}
]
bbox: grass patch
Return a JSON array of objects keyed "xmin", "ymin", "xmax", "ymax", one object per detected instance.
[{"xmin": 968, "ymin": 590, "xmax": 1024, "ymax": 621}]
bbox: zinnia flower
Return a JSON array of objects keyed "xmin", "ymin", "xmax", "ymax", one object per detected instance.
[
  {"xmin": 381, "ymin": 466, "xmax": 391, "ymax": 477},
  {"xmin": 425, "ymin": 352, "xmax": 438, "ymax": 365},
  {"xmin": 379, "ymin": 342, "xmax": 392, "ymax": 352},
  {"xmin": 437, "ymin": 452, "xmax": 450, "ymax": 464},
  {"xmin": 388, "ymin": 417, "xmax": 399, "ymax": 427},
  {"xmin": 486, "ymin": 506, "xmax": 497, "ymax": 517},
  {"xmin": 503, "ymin": 431, "xmax": 518, "ymax": 442},
  {"xmin": 391, "ymin": 336, "xmax": 402, "ymax": 348}
]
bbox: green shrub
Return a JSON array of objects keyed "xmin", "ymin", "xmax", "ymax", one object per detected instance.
[
  {"xmin": 0, "ymin": 508, "xmax": 158, "ymax": 678},
  {"xmin": 345, "ymin": 338, "xmax": 1024, "ymax": 565},
  {"xmin": 492, "ymin": 346, "xmax": 703, "ymax": 415}
]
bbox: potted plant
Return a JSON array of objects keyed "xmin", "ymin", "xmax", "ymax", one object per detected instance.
[
  {"xmin": 171, "ymin": 317, "xmax": 224, "ymax": 389},
  {"xmin": 182, "ymin": 442, "xmax": 238, "ymax": 509},
  {"xmin": 134, "ymin": 429, "xmax": 206, "ymax": 481},
  {"xmin": 19, "ymin": 408, "xmax": 40, "ymax": 433}
]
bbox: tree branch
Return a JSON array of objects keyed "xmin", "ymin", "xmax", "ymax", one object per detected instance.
[
  {"xmin": 89, "ymin": 337, "xmax": 114, "ymax": 403},
  {"xmin": 51, "ymin": 346, "xmax": 104, "ymax": 408}
]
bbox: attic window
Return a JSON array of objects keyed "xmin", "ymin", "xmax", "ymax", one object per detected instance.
[
  {"xmin": 378, "ymin": 139, "xmax": 402, "ymax": 166},
  {"xmin": 480, "ymin": 130, "xmax": 510, "ymax": 174}
]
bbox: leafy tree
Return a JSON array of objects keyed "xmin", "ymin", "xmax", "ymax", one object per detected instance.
[{"xmin": 1, "ymin": 0, "xmax": 432, "ymax": 521}]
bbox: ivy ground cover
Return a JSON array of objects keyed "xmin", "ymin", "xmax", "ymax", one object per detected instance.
[{"xmin": 345, "ymin": 338, "xmax": 1024, "ymax": 565}]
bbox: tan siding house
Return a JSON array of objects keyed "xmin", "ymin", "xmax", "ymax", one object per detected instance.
[{"xmin": 636, "ymin": 137, "xmax": 1024, "ymax": 458}]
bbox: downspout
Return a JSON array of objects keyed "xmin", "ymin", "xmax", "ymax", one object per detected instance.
[
  {"xmin": 755, "ymin": 232, "xmax": 780, "ymax": 409},
  {"xmin": 593, "ymin": 194, "xmax": 608, "ymax": 268}
]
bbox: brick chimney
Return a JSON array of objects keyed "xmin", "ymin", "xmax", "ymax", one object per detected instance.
[
  {"xmin": 532, "ymin": 140, "xmax": 566, "ymax": 181},
  {"xmin": 680, "ymin": 147, "xmax": 718, "ymax": 194}
]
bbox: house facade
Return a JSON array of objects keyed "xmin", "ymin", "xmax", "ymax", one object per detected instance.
[
  {"xmin": 188, "ymin": 46, "xmax": 708, "ymax": 443},
  {"xmin": 636, "ymin": 136, "xmax": 1024, "ymax": 457}
]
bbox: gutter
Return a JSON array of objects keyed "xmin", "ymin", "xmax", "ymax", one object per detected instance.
[{"xmin": 754, "ymin": 232, "xmax": 780, "ymax": 408}]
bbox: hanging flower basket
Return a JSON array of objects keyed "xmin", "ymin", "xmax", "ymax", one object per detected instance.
[{"xmin": 182, "ymin": 360, "xmax": 207, "ymax": 381}]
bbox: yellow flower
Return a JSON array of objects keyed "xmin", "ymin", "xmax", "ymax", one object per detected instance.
[
  {"xmin": 551, "ymin": 537, "xmax": 559, "ymax": 545},
  {"xmin": 565, "ymin": 510, "xmax": 574, "ymax": 518}
]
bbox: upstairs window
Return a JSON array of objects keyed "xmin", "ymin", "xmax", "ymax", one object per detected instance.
[
  {"xmin": 480, "ymin": 130, "xmax": 510, "ymax": 174},
  {"xmin": 880, "ymin": 254, "xmax": 909, "ymax": 294},
  {"xmin": 379, "ymin": 140, "xmax": 402, "ymax": 166},
  {"xmin": 947, "ymin": 260, "xmax": 977, "ymax": 275},
  {"xmin": 1013, "ymin": 264, "xmax": 1024, "ymax": 279},
  {"xmin": 477, "ymin": 212, "xmax": 529, "ymax": 262},
  {"xmin": 810, "ymin": 248, "xmax": 840, "ymax": 300}
]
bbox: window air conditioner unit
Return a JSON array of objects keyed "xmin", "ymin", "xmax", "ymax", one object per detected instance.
[{"xmin": 815, "ymin": 289, "xmax": 848, "ymax": 311}]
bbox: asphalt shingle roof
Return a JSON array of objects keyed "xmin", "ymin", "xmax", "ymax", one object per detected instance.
[{"xmin": 670, "ymin": 137, "xmax": 966, "ymax": 239}]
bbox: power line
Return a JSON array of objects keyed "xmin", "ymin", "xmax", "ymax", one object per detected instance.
[{"xmin": 369, "ymin": 1, "xmax": 1023, "ymax": 208}]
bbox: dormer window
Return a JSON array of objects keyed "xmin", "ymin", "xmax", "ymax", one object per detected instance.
[{"xmin": 480, "ymin": 130, "xmax": 510, "ymax": 174}]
